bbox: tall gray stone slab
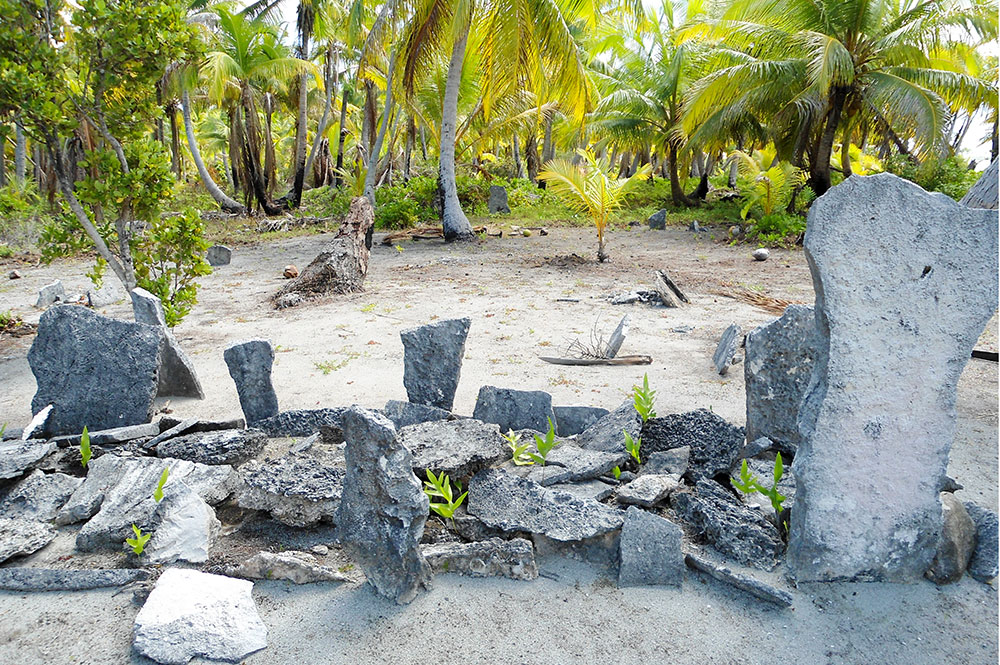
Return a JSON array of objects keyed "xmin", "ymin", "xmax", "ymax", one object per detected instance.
[
  {"xmin": 224, "ymin": 339, "xmax": 279, "ymax": 424},
  {"xmin": 488, "ymin": 185, "xmax": 511, "ymax": 214},
  {"xmin": 335, "ymin": 407, "xmax": 432, "ymax": 604},
  {"xmin": 787, "ymin": 173, "xmax": 999, "ymax": 583},
  {"xmin": 400, "ymin": 318, "xmax": 471, "ymax": 411},
  {"xmin": 27, "ymin": 305, "xmax": 164, "ymax": 436},
  {"xmin": 472, "ymin": 386, "xmax": 555, "ymax": 434},
  {"xmin": 130, "ymin": 287, "xmax": 204, "ymax": 399},
  {"xmin": 618, "ymin": 506, "xmax": 684, "ymax": 587},
  {"xmin": 744, "ymin": 304, "xmax": 818, "ymax": 454},
  {"xmin": 712, "ymin": 323, "xmax": 742, "ymax": 375}
]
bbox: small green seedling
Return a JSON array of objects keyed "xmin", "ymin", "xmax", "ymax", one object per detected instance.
[
  {"xmin": 528, "ymin": 418, "xmax": 558, "ymax": 466},
  {"xmin": 612, "ymin": 465, "xmax": 622, "ymax": 480},
  {"xmin": 632, "ymin": 373, "xmax": 657, "ymax": 422},
  {"xmin": 126, "ymin": 524, "xmax": 151, "ymax": 556},
  {"xmin": 623, "ymin": 430, "xmax": 642, "ymax": 465},
  {"xmin": 503, "ymin": 430, "xmax": 535, "ymax": 466},
  {"xmin": 153, "ymin": 468, "xmax": 169, "ymax": 503},
  {"xmin": 0, "ymin": 423, "xmax": 6, "ymax": 438},
  {"xmin": 423, "ymin": 469, "xmax": 468, "ymax": 520},
  {"xmin": 732, "ymin": 453, "xmax": 787, "ymax": 517},
  {"xmin": 80, "ymin": 426, "xmax": 92, "ymax": 469}
]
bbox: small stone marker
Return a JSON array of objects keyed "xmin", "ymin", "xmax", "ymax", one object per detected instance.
[
  {"xmin": 35, "ymin": 280, "xmax": 65, "ymax": 308},
  {"xmin": 473, "ymin": 386, "xmax": 556, "ymax": 433},
  {"xmin": 400, "ymin": 317, "xmax": 471, "ymax": 411},
  {"xmin": 712, "ymin": 323, "xmax": 742, "ymax": 375},
  {"xmin": 925, "ymin": 493, "xmax": 975, "ymax": 584},
  {"xmin": 786, "ymin": 173, "xmax": 999, "ymax": 583},
  {"xmin": 206, "ymin": 244, "xmax": 232, "ymax": 266},
  {"xmin": 752, "ymin": 248, "xmax": 770, "ymax": 261},
  {"xmin": 618, "ymin": 506, "xmax": 684, "ymax": 587},
  {"xmin": 130, "ymin": 287, "xmax": 204, "ymax": 399},
  {"xmin": 604, "ymin": 314, "xmax": 630, "ymax": 358},
  {"xmin": 223, "ymin": 339, "xmax": 279, "ymax": 424},
  {"xmin": 488, "ymin": 185, "xmax": 511, "ymax": 214},
  {"xmin": 336, "ymin": 407, "xmax": 432, "ymax": 604},
  {"xmin": 647, "ymin": 209, "xmax": 666, "ymax": 230}
]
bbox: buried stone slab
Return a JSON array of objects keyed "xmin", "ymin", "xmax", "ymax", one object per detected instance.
[
  {"xmin": 786, "ymin": 174, "xmax": 999, "ymax": 583},
  {"xmin": 641, "ymin": 409, "xmax": 745, "ymax": 481},
  {"xmin": 130, "ymin": 287, "xmax": 204, "ymax": 399},
  {"xmin": 615, "ymin": 474, "xmax": 681, "ymax": 508},
  {"xmin": 575, "ymin": 400, "xmax": 642, "ymax": 454},
  {"xmin": 0, "ymin": 517, "xmax": 56, "ymax": 563},
  {"xmin": 744, "ymin": 304, "xmax": 818, "ymax": 455},
  {"xmin": 473, "ymin": 386, "xmax": 556, "ymax": 434},
  {"xmin": 223, "ymin": 339, "xmax": 279, "ymax": 424},
  {"xmin": 0, "ymin": 469, "xmax": 82, "ymax": 521},
  {"xmin": 684, "ymin": 553, "xmax": 793, "ymax": 608},
  {"xmin": 28, "ymin": 305, "xmax": 164, "ymax": 436},
  {"xmin": 964, "ymin": 503, "xmax": 999, "ymax": 583},
  {"xmin": 467, "ymin": 468, "xmax": 624, "ymax": 542},
  {"xmin": 336, "ymin": 407, "xmax": 432, "ymax": 604},
  {"xmin": 399, "ymin": 418, "xmax": 507, "ymax": 480},
  {"xmin": 401, "ymin": 317, "xmax": 471, "ymax": 411},
  {"xmin": 156, "ymin": 428, "xmax": 267, "ymax": 467},
  {"xmin": 254, "ymin": 408, "xmax": 347, "ymax": 442},
  {"xmin": 0, "ymin": 567, "xmax": 150, "ymax": 592},
  {"xmin": 641, "ymin": 446, "xmax": 690, "ymax": 477},
  {"xmin": 133, "ymin": 568, "xmax": 267, "ymax": 665},
  {"xmin": 237, "ymin": 451, "xmax": 344, "ymax": 527},
  {"xmin": 0, "ymin": 439, "xmax": 55, "ymax": 480},
  {"xmin": 422, "ymin": 537, "xmax": 538, "ymax": 581},
  {"xmin": 553, "ymin": 406, "xmax": 610, "ymax": 437},
  {"xmin": 383, "ymin": 400, "xmax": 453, "ymax": 429},
  {"xmin": 618, "ymin": 507, "xmax": 684, "ymax": 587},
  {"xmin": 233, "ymin": 550, "xmax": 349, "ymax": 584},
  {"xmin": 143, "ymin": 481, "xmax": 221, "ymax": 565},
  {"xmin": 712, "ymin": 323, "xmax": 743, "ymax": 375}
]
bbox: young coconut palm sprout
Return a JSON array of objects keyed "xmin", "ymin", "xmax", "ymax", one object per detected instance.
[{"xmin": 540, "ymin": 150, "xmax": 651, "ymax": 262}]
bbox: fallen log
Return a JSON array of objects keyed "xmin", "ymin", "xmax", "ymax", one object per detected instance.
[
  {"xmin": 382, "ymin": 225, "xmax": 487, "ymax": 244},
  {"xmin": 539, "ymin": 355, "xmax": 652, "ymax": 366}
]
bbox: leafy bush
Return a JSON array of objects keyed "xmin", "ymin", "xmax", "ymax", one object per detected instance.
[
  {"xmin": 375, "ymin": 198, "xmax": 420, "ymax": 229},
  {"xmin": 0, "ymin": 183, "xmax": 47, "ymax": 249},
  {"xmin": 134, "ymin": 209, "xmax": 212, "ymax": 326},
  {"xmin": 883, "ymin": 155, "xmax": 981, "ymax": 201},
  {"xmin": 746, "ymin": 212, "xmax": 806, "ymax": 247}
]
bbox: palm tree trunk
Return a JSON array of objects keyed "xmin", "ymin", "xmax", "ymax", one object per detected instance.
[
  {"xmin": 241, "ymin": 87, "xmax": 283, "ymax": 215},
  {"xmin": 810, "ymin": 87, "xmax": 849, "ymax": 196},
  {"xmin": 439, "ymin": 31, "xmax": 474, "ymax": 241},
  {"xmin": 306, "ymin": 42, "xmax": 336, "ymax": 186},
  {"xmin": 14, "ymin": 119, "xmax": 26, "ymax": 185},
  {"xmin": 404, "ymin": 116, "xmax": 414, "ymax": 181},
  {"xmin": 334, "ymin": 84, "xmax": 349, "ymax": 189},
  {"xmin": 669, "ymin": 144, "xmax": 692, "ymax": 207},
  {"xmin": 991, "ymin": 116, "xmax": 998, "ymax": 163},
  {"xmin": 168, "ymin": 105, "xmax": 182, "ymax": 178},
  {"xmin": 525, "ymin": 133, "xmax": 540, "ymax": 184},
  {"xmin": 181, "ymin": 91, "xmax": 245, "ymax": 214},
  {"xmin": 364, "ymin": 52, "xmax": 397, "ymax": 205},
  {"xmin": 512, "ymin": 133, "xmax": 524, "ymax": 178},
  {"xmin": 542, "ymin": 114, "xmax": 554, "ymax": 163},
  {"xmin": 264, "ymin": 96, "xmax": 277, "ymax": 195},
  {"xmin": 287, "ymin": 71, "xmax": 310, "ymax": 208}
]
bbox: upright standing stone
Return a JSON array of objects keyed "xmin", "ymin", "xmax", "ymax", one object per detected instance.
[
  {"xmin": 744, "ymin": 304, "xmax": 818, "ymax": 454},
  {"xmin": 712, "ymin": 323, "xmax": 742, "ymax": 375},
  {"xmin": 647, "ymin": 209, "xmax": 666, "ymax": 230},
  {"xmin": 206, "ymin": 244, "xmax": 232, "ymax": 266},
  {"xmin": 335, "ymin": 407, "xmax": 432, "ymax": 604},
  {"xmin": 400, "ymin": 318, "xmax": 471, "ymax": 411},
  {"xmin": 28, "ymin": 306, "xmax": 164, "ymax": 436},
  {"xmin": 224, "ymin": 340, "xmax": 279, "ymax": 424},
  {"xmin": 131, "ymin": 288, "xmax": 204, "ymax": 399},
  {"xmin": 618, "ymin": 506, "xmax": 684, "ymax": 587},
  {"xmin": 488, "ymin": 185, "xmax": 511, "ymax": 214},
  {"xmin": 787, "ymin": 174, "xmax": 999, "ymax": 582},
  {"xmin": 35, "ymin": 280, "xmax": 65, "ymax": 308}
]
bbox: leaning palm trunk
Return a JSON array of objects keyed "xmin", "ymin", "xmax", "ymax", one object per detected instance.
[
  {"xmin": 306, "ymin": 43, "xmax": 337, "ymax": 186},
  {"xmin": 14, "ymin": 119, "xmax": 26, "ymax": 185},
  {"xmin": 287, "ymin": 70, "xmax": 310, "ymax": 208},
  {"xmin": 181, "ymin": 91, "xmax": 245, "ymax": 214},
  {"xmin": 810, "ymin": 86, "xmax": 849, "ymax": 196},
  {"xmin": 241, "ymin": 87, "xmax": 284, "ymax": 215},
  {"xmin": 364, "ymin": 53, "xmax": 397, "ymax": 206},
  {"xmin": 334, "ymin": 84, "xmax": 350, "ymax": 189},
  {"xmin": 439, "ymin": 32, "xmax": 474, "ymax": 241},
  {"xmin": 668, "ymin": 144, "xmax": 692, "ymax": 207}
]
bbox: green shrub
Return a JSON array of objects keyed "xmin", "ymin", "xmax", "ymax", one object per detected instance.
[
  {"xmin": 134, "ymin": 209, "xmax": 212, "ymax": 326},
  {"xmin": 0, "ymin": 182, "xmax": 47, "ymax": 249},
  {"xmin": 375, "ymin": 198, "xmax": 420, "ymax": 229},
  {"xmin": 746, "ymin": 212, "xmax": 806, "ymax": 247},
  {"xmin": 883, "ymin": 155, "xmax": 981, "ymax": 201}
]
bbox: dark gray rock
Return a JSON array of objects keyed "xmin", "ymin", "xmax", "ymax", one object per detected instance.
[
  {"xmin": 383, "ymin": 400, "xmax": 452, "ymax": 429},
  {"xmin": 641, "ymin": 446, "xmax": 690, "ymax": 477},
  {"xmin": 0, "ymin": 567, "xmax": 150, "ymax": 591},
  {"xmin": 739, "ymin": 437, "xmax": 775, "ymax": 460},
  {"xmin": 670, "ymin": 479, "xmax": 784, "ymax": 570},
  {"xmin": 399, "ymin": 418, "xmax": 507, "ymax": 480},
  {"xmin": 575, "ymin": 400, "xmax": 641, "ymax": 454},
  {"xmin": 237, "ymin": 451, "xmax": 344, "ymax": 527},
  {"xmin": 157, "ymin": 417, "xmax": 246, "ymax": 435},
  {"xmin": 473, "ymin": 386, "xmax": 555, "ymax": 434},
  {"xmin": 0, "ymin": 439, "xmax": 55, "ymax": 480},
  {"xmin": 712, "ymin": 323, "xmax": 743, "ymax": 375},
  {"xmin": 553, "ymin": 406, "xmax": 609, "ymax": 437},
  {"xmin": 512, "ymin": 442, "xmax": 627, "ymax": 487},
  {"xmin": 467, "ymin": 469, "xmax": 624, "ymax": 542},
  {"xmin": 157, "ymin": 429, "xmax": 267, "ymax": 466},
  {"xmin": 400, "ymin": 318, "xmax": 471, "ymax": 411},
  {"xmin": 615, "ymin": 474, "xmax": 681, "ymax": 507},
  {"xmin": 488, "ymin": 185, "xmax": 511, "ymax": 214},
  {"xmin": 35, "ymin": 280, "xmax": 65, "ymax": 308},
  {"xmin": 51, "ymin": 422, "xmax": 160, "ymax": 448},
  {"xmin": 744, "ymin": 304, "xmax": 818, "ymax": 455},
  {"xmin": 964, "ymin": 502, "xmax": 998, "ymax": 583},
  {"xmin": 251, "ymin": 408, "xmax": 346, "ymax": 442},
  {"xmin": 647, "ymin": 209, "xmax": 666, "ymax": 230},
  {"xmin": 336, "ymin": 407, "xmax": 432, "ymax": 604},
  {"xmin": 0, "ymin": 469, "xmax": 82, "ymax": 521},
  {"xmin": 28, "ymin": 305, "xmax": 164, "ymax": 436},
  {"xmin": 130, "ymin": 287, "xmax": 204, "ymax": 399},
  {"xmin": 0, "ymin": 517, "xmax": 56, "ymax": 563},
  {"xmin": 223, "ymin": 340, "xmax": 279, "ymax": 424},
  {"xmin": 605, "ymin": 315, "xmax": 630, "ymax": 358},
  {"xmin": 684, "ymin": 553, "xmax": 793, "ymax": 607},
  {"xmin": 642, "ymin": 409, "xmax": 745, "ymax": 481},
  {"xmin": 423, "ymin": 538, "xmax": 538, "ymax": 580},
  {"xmin": 618, "ymin": 506, "xmax": 684, "ymax": 587},
  {"xmin": 787, "ymin": 174, "xmax": 998, "ymax": 583},
  {"xmin": 206, "ymin": 244, "xmax": 232, "ymax": 266},
  {"xmin": 547, "ymin": 480, "xmax": 616, "ymax": 502},
  {"xmin": 926, "ymin": 493, "xmax": 976, "ymax": 584}
]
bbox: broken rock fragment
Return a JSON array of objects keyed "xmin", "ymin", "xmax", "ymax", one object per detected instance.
[
  {"xmin": 422, "ymin": 538, "xmax": 538, "ymax": 581},
  {"xmin": 234, "ymin": 550, "xmax": 349, "ymax": 584},
  {"xmin": 618, "ymin": 506, "xmax": 684, "ymax": 587},
  {"xmin": 641, "ymin": 409, "xmax": 745, "ymax": 481},
  {"xmin": 237, "ymin": 451, "xmax": 344, "ymax": 527},
  {"xmin": 400, "ymin": 317, "xmax": 471, "ymax": 411},
  {"xmin": 0, "ymin": 517, "xmax": 56, "ymax": 563},
  {"xmin": 156, "ymin": 428, "xmax": 267, "ymax": 466},
  {"xmin": 0, "ymin": 469, "xmax": 82, "ymax": 521},
  {"xmin": 399, "ymin": 418, "xmax": 507, "ymax": 480}
]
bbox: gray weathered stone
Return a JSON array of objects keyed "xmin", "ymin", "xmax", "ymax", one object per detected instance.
[
  {"xmin": 157, "ymin": 417, "xmax": 246, "ymax": 435},
  {"xmin": 473, "ymin": 386, "xmax": 555, "ymax": 434},
  {"xmin": 423, "ymin": 538, "xmax": 538, "ymax": 580},
  {"xmin": 488, "ymin": 185, "xmax": 511, "ymax": 214},
  {"xmin": 0, "ymin": 517, "xmax": 55, "ymax": 563},
  {"xmin": 642, "ymin": 409, "xmax": 745, "ymax": 481},
  {"xmin": 744, "ymin": 304, "xmax": 818, "ymax": 454},
  {"xmin": 787, "ymin": 174, "xmax": 999, "ymax": 583},
  {"xmin": 21, "ymin": 404, "xmax": 52, "ymax": 440},
  {"xmin": 133, "ymin": 568, "xmax": 267, "ymax": 665},
  {"xmin": 605, "ymin": 315, "xmax": 630, "ymax": 358},
  {"xmin": 51, "ymin": 422, "xmax": 160, "ymax": 448},
  {"xmin": 618, "ymin": 506, "xmax": 684, "ymax": 587},
  {"xmin": 647, "ymin": 209, "xmax": 666, "ymax": 230},
  {"xmin": 400, "ymin": 318, "xmax": 471, "ymax": 411},
  {"xmin": 964, "ymin": 502, "xmax": 998, "ymax": 583},
  {"xmin": 615, "ymin": 474, "xmax": 680, "ymax": 507},
  {"xmin": 752, "ymin": 248, "xmax": 770, "ymax": 261},
  {"xmin": 335, "ymin": 407, "xmax": 432, "ymax": 604},
  {"xmin": 87, "ymin": 280, "xmax": 126, "ymax": 307},
  {"xmin": 467, "ymin": 468, "xmax": 624, "ymax": 541},
  {"xmin": 130, "ymin": 287, "xmax": 204, "ymax": 399},
  {"xmin": 237, "ymin": 451, "xmax": 344, "ymax": 527},
  {"xmin": 206, "ymin": 244, "xmax": 232, "ymax": 266},
  {"xmin": 383, "ymin": 400, "xmax": 452, "ymax": 429},
  {"xmin": 512, "ymin": 441, "xmax": 627, "ymax": 487},
  {"xmin": 254, "ymin": 408, "xmax": 346, "ymax": 442},
  {"xmin": 641, "ymin": 446, "xmax": 690, "ymax": 477},
  {"xmin": 399, "ymin": 418, "xmax": 507, "ymax": 480},
  {"xmin": 926, "ymin": 493, "xmax": 976, "ymax": 584},
  {"xmin": 232, "ymin": 550, "xmax": 349, "ymax": 584},
  {"xmin": 684, "ymin": 553, "xmax": 793, "ymax": 607},
  {"xmin": 35, "ymin": 280, "xmax": 65, "ymax": 308},
  {"xmin": 739, "ymin": 437, "xmax": 775, "ymax": 460},
  {"xmin": 144, "ymin": 481, "xmax": 221, "ymax": 565},
  {"xmin": 0, "ymin": 567, "xmax": 150, "ymax": 591},
  {"xmin": 28, "ymin": 305, "xmax": 164, "ymax": 436},
  {"xmin": 576, "ymin": 400, "xmax": 642, "ymax": 454},
  {"xmin": 0, "ymin": 469, "xmax": 82, "ymax": 521},
  {"xmin": 670, "ymin": 479, "xmax": 784, "ymax": 570},
  {"xmin": 547, "ymin": 480, "xmax": 616, "ymax": 502},
  {"xmin": 0, "ymin": 439, "xmax": 55, "ymax": 480},
  {"xmin": 224, "ymin": 339, "xmax": 279, "ymax": 424},
  {"xmin": 157, "ymin": 428, "xmax": 266, "ymax": 466},
  {"xmin": 713, "ymin": 323, "xmax": 743, "ymax": 375},
  {"xmin": 553, "ymin": 406, "xmax": 609, "ymax": 437}
]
